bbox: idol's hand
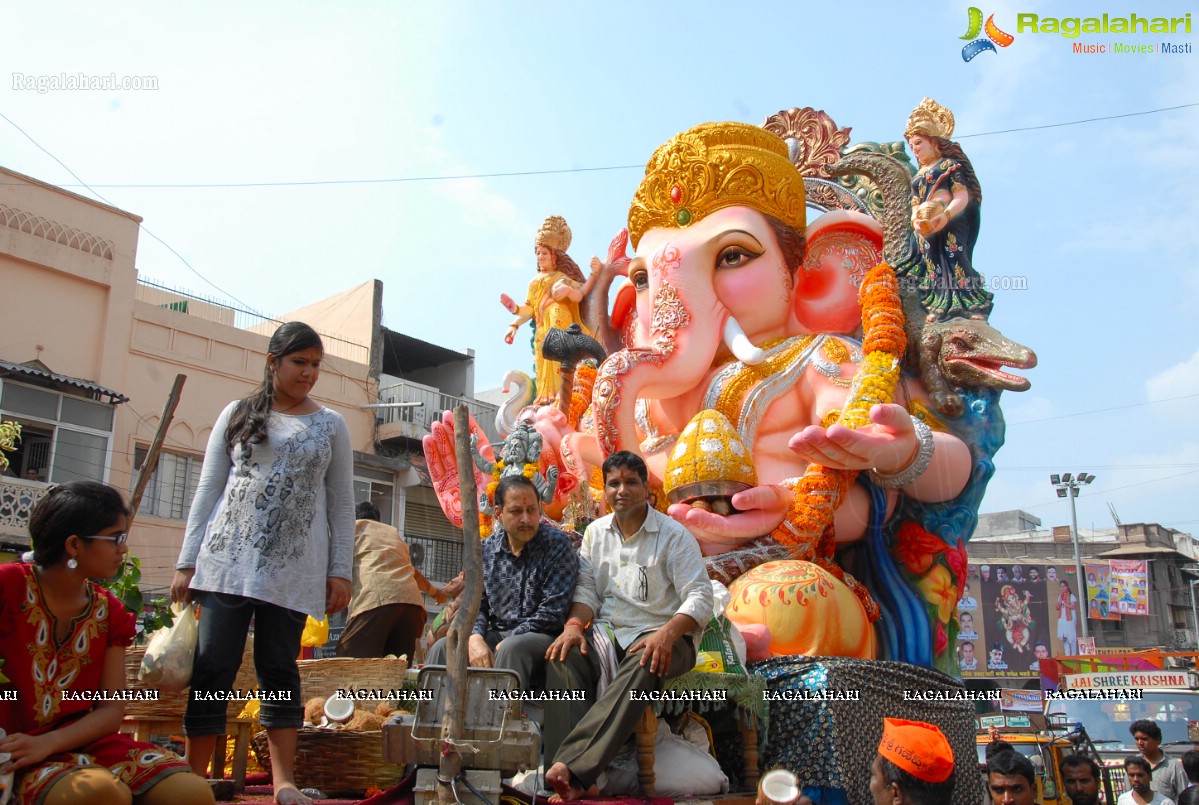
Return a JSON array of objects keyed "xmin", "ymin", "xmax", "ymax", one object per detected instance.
[
  {"xmin": 422, "ymin": 411, "xmax": 491, "ymax": 528},
  {"xmin": 788, "ymin": 404, "xmax": 918, "ymax": 475},
  {"xmin": 667, "ymin": 485, "xmax": 790, "ymax": 554}
]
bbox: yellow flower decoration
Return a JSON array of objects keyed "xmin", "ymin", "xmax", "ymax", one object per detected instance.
[
  {"xmin": 918, "ymin": 565, "xmax": 957, "ymax": 624},
  {"xmin": 0, "ymin": 420, "xmax": 21, "ymax": 474}
]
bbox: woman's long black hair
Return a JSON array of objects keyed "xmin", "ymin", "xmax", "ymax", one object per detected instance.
[
  {"xmin": 931, "ymin": 136, "xmax": 982, "ymax": 205},
  {"xmin": 224, "ymin": 321, "xmax": 323, "ymax": 453}
]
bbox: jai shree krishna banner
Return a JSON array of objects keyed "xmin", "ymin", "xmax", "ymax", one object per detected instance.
[{"xmin": 1109, "ymin": 559, "xmax": 1151, "ymax": 616}]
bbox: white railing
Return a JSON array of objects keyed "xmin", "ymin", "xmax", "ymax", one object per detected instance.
[
  {"xmin": 377, "ymin": 381, "xmax": 499, "ymax": 443},
  {"xmin": 0, "ymin": 477, "xmax": 48, "ymax": 540},
  {"xmin": 135, "ymin": 278, "xmax": 370, "ymax": 365}
]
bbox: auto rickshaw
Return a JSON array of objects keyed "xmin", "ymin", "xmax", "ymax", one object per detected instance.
[{"xmin": 977, "ymin": 714, "xmax": 1118, "ymax": 804}]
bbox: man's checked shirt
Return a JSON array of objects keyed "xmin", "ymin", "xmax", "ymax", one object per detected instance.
[{"xmin": 473, "ymin": 521, "xmax": 578, "ymax": 638}]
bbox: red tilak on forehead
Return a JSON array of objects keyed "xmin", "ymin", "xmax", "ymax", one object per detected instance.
[{"xmin": 651, "ymin": 243, "xmax": 682, "ymax": 278}]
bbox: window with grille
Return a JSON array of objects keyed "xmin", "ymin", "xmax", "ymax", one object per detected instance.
[
  {"xmin": 403, "ymin": 486, "xmax": 464, "ymax": 583},
  {"xmin": 404, "ymin": 534, "xmax": 463, "ymax": 584},
  {"xmin": 133, "ymin": 446, "xmax": 202, "ymax": 520},
  {"xmin": 0, "ymin": 381, "xmax": 114, "ymax": 483}
]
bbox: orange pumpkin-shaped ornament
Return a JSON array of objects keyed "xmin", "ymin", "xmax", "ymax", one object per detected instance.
[{"xmin": 726, "ymin": 560, "xmax": 877, "ymax": 659}]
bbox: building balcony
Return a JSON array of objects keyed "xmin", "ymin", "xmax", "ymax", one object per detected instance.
[
  {"xmin": 0, "ymin": 477, "xmax": 48, "ymax": 544},
  {"xmin": 376, "ymin": 380, "xmax": 500, "ymax": 447}
]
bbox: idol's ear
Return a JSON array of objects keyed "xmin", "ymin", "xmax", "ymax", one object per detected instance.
[
  {"xmin": 792, "ymin": 211, "xmax": 884, "ymax": 334},
  {"xmin": 611, "ymin": 283, "xmax": 638, "ymax": 346}
]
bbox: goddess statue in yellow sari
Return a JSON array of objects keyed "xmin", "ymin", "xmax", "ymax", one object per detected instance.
[{"xmin": 501, "ymin": 215, "xmax": 593, "ymax": 404}]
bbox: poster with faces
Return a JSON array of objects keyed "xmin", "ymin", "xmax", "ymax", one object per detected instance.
[
  {"xmin": 1084, "ymin": 562, "xmax": 1120, "ymax": 621},
  {"xmin": 1109, "ymin": 559, "xmax": 1150, "ymax": 616},
  {"xmin": 962, "ymin": 562, "xmax": 1078, "ymax": 678}
]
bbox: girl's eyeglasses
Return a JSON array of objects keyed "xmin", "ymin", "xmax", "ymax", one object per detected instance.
[{"xmin": 84, "ymin": 532, "xmax": 128, "ymax": 546}]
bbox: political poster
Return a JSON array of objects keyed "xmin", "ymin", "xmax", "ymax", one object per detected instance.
[
  {"xmin": 1084, "ymin": 562, "xmax": 1119, "ymax": 621},
  {"xmin": 1001, "ymin": 688, "xmax": 1045, "ymax": 713},
  {"xmin": 963, "ymin": 563, "xmax": 1053, "ymax": 679},
  {"xmin": 961, "ymin": 562, "xmax": 1088, "ymax": 678},
  {"xmin": 1109, "ymin": 559, "xmax": 1150, "ymax": 616}
]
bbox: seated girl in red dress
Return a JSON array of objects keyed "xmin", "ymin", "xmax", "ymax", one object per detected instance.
[{"xmin": 0, "ymin": 481, "xmax": 214, "ymax": 805}]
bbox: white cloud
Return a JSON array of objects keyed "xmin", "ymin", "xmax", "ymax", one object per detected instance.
[
  {"xmin": 1141, "ymin": 347, "xmax": 1199, "ymax": 424},
  {"xmin": 1146, "ymin": 347, "xmax": 1199, "ymax": 401}
]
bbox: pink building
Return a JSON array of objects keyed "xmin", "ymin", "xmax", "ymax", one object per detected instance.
[{"xmin": 0, "ymin": 165, "xmax": 494, "ymax": 618}]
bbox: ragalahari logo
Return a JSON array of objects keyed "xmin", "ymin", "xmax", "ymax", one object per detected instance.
[{"xmin": 961, "ymin": 7, "xmax": 1015, "ymax": 61}]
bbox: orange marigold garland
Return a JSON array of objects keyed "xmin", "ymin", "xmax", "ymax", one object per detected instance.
[
  {"xmin": 768, "ymin": 262, "xmax": 906, "ymax": 622},
  {"xmin": 480, "ymin": 458, "xmax": 542, "ymax": 538}
]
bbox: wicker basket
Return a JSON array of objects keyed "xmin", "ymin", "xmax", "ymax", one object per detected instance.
[
  {"xmin": 296, "ymin": 656, "xmax": 409, "ymax": 700},
  {"xmin": 123, "ymin": 638, "xmax": 256, "ymax": 720},
  {"xmin": 252, "ymin": 728, "xmax": 406, "ymax": 797},
  {"xmin": 248, "ymin": 657, "xmax": 412, "ymax": 796}
]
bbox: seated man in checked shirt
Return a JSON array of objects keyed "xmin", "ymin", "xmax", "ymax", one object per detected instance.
[{"xmin": 427, "ymin": 474, "xmax": 578, "ymax": 693}]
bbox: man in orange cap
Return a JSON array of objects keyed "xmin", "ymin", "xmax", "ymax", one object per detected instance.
[{"xmin": 869, "ymin": 718, "xmax": 957, "ymax": 805}]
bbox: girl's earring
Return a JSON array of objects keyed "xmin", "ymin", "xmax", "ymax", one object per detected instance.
[{"xmin": 67, "ymin": 557, "xmax": 78, "ymax": 570}]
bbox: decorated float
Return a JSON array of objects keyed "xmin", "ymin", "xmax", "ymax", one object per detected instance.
[{"xmin": 422, "ymin": 99, "xmax": 1037, "ymax": 805}]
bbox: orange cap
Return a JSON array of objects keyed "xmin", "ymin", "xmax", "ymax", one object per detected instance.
[{"xmin": 877, "ymin": 718, "xmax": 954, "ymax": 783}]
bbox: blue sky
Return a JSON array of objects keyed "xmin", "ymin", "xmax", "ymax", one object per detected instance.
[{"xmin": 2, "ymin": 1, "xmax": 1196, "ymax": 534}]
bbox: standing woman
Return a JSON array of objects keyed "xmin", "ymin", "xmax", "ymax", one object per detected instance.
[
  {"xmin": 172, "ymin": 322, "xmax": 354, "ymax": 805},
  {"xmin": 0, "ymin": 482, "xmax": 214, "ymax": 805}
]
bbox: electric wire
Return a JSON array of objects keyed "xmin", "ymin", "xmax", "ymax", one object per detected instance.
[{"xmin": 3, "ymin": 103, "xmax": 1194, "ymax": 189}]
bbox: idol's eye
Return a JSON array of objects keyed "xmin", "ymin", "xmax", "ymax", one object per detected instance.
[
  {"xmin": 717, "ymin": 246, "xmax": 760, "ymax": 270},
  {"xmin": 629, "ymin": 265, "xmax": 649, "ymax": 291}
]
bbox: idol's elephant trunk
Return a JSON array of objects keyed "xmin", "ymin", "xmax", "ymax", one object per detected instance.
[
  {"xmin": 590, "ymin": 269, "xmax": 766, "ymax": 461},
  {"xmin": 494, "ymin": 370, "xmax": 534, "ymax": 437}
]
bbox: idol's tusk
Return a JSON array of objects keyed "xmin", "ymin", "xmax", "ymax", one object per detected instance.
[{"xmin": 723, "ymin": 317, "xmax": 765, "ymax": 366}]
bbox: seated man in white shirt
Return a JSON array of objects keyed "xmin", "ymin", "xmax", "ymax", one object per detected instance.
[{"xmin": 543, "ymin": 451, "xmax": 714, "ymax": 801}]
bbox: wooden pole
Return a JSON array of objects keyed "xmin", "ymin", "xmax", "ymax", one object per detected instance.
[
  {"xmin": 438, "ymin": 404, "xmax": 483, "ymax": 804},
  {"xmin": 127, "ymin": 374, "xmax": 187, "ymax": 528}
]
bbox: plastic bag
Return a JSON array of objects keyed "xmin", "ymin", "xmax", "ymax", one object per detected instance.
[
  {"xmin": 300, "ymin": 615, "xmax": 329, "ymax": 648},
  {"xmin": 139, "ymin": 602, "xmax": 199, "ymax": 691},
  {"xmin": 0, "ymin": 726, "xmax": 13, "ymax": 805}
]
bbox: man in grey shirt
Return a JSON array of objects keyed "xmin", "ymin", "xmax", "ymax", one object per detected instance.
[
  {"xmin": 543, "ymin": 451, "xmax": 713, "ymax": 800},
  {"xmin": 1131, "ymin": 719, "xmax": 1189, "ymax": 802}
]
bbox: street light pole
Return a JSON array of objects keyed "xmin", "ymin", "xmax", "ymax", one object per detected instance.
[{"xmin": 1050, "ymin": 472, "xmax": 1096, "ymax": 645}]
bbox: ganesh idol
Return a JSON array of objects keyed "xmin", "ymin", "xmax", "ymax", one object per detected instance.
[{"xmin": 534, "ymin": 121, "xmax": 975, "ymax": 664}]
